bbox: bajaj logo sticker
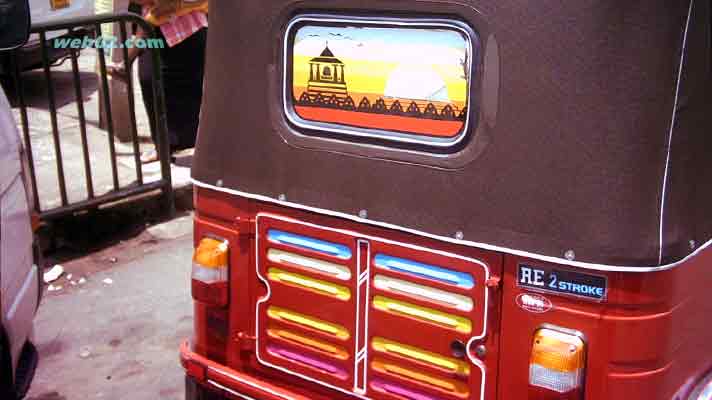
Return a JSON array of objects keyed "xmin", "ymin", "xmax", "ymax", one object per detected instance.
[{"xmin": 516, "ymin": 293, "xmax": 553, "ymax": 314}]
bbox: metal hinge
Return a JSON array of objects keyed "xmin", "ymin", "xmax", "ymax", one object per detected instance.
[
  {"xmin": 485, "ymin": 275, "xmax": 501, "ymax": 289},
  {"xmin": 235, "ymin": 331, "xmax": 256, "ymax": 351},
  {"xmin": 236, "ymin": 216, "xmax": 256, "ymax": 238}
]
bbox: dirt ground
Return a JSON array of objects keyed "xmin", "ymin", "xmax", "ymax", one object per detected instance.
[{"xmin": 25, "ymin": 213, "xmax": 194, "ymax": 400}]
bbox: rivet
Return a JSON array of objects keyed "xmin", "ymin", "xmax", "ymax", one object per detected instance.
[
  {"xmin": 564, "ymin": 249, "xmax": 576, "ymax": 261},
  {"xmin": 359, "ymin": 209, "xmax": 368, "ymax": 219},
  {"xmin": 216, "ymin": 179, "xmax": 224, "ymax": 187},
  {"xmin": 278, "ymin": 194, "xmax": 287, "ymax": 201},
  {"xmin": 455, "ymin": 231, "xmax": 464, "ymax": 240},
  {"xmin": 474, "ymin": 345, "xmax": 487, "ymax": 358},
  {"xmin": 689, "ymin": 240, "xmax": 696, "ymax": 250}
]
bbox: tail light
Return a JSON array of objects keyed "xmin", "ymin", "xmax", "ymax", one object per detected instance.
[
  {"xmin": 192, "ymin": 237, "xmax": 230, "ymax": 363},
  {"xmin": 529, "ymin": 327, "xmax": 586, "ymax": 400},
  {"xmin": 192, "ymin": 237, "xmax": 229, "ymax": 306}
]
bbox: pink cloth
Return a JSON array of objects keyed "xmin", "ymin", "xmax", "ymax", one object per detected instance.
[
  {"xmin": 143, "ymin": 7, "xmax": 208, "ymax": 47},
  {"xmin": 159, "ymin": 11, "xmax": 208, "ymax": 47}
]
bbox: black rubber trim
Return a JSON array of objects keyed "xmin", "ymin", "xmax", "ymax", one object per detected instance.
[
  {"xmin": 13, "ymin": 341, "xmax": 37, "ymax": 399},
  {"xmin": 0, "ymin": 326, "xmax": 17, "ymax": 400},
  {"xmin": 185, "ymin": 375, "xmax": 225, "ymax": 400}
]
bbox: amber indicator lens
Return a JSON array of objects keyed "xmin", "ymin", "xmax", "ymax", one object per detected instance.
[
  {"xmin": 529, "ymin": 327, "xmax": 586, "ymax": 399},
  {"xmin": 192, "ymin": 237, "xmax": 229, "ymax": 306}
]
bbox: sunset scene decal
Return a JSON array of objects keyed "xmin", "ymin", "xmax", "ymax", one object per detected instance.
[{"xmin": 291, "ymin": 24, "xmax": 470, "ymax": 138}]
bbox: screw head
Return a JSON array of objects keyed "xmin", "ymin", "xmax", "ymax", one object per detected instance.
[
  {"xmin": 690, "ymin": 240, "xmax": 697, "ymax": 250},
  {"xmin": 359, "ymin": 209, "xmax": 368, "ymax": 219},
  {"xmin": 278, "ymin": 194, "xmax": 286, "ymax": 201},
  {"xmin": 474, "ymin": 345, "xmax": 487, "ymax": 358},
  {"xmin": 455, "ymin": 231, "xmax": 464, "ymax": 240},
  {"xmin": 564, "ymin": 249, "xmax": 576, "ymax": 261},
  {"xmin": 216, "ymin": 179, "xmax": 224, "ymax": 187}
]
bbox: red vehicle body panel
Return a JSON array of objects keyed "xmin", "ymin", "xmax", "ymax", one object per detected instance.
[{"xmin": 182, "ymin": 187, "xmax": 712, "ymax": 400}]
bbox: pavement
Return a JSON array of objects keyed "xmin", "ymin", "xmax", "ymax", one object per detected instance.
[
  {"xmin": 3, "ymin": 46, "xmax": 200, "ymax": 399},
  {"xmin": 26, "ymin": 214, "xmax": 195, "ymax": 400}
]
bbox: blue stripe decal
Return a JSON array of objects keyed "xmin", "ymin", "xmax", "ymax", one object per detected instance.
[
  {"xmin": 374, "ymin": 254, "xmax": 474, "ymax": 289},
  {"xmin": 267, "ymin": 229, "xmax": 352, "ymax": 259}
]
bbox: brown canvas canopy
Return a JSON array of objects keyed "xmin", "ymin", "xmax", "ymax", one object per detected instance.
[{"xmin": 193, "ymin": 0, "xmax": 712, "ymax": 267}]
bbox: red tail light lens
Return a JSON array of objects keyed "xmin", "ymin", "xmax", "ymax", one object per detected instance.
[
  {"xmin": 191, "ymin": 237, "xmax": 230, "ymax": 363},
  {"xmin": 193, "ymin": 303, "xmax": 229, "ymax": 364}
]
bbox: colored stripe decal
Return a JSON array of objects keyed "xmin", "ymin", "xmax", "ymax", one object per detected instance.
[
  {"xmin": 268, "ymin": 268, "xmax": 351, "ymax": 300},
  {"xmin": 371, "ymin": 379, "xmax": 442, "ymax": 400},
  {"xmin": 372, "ymin": 358, "xmax": 470, "ymax": 397},
  {"xmin": 268, "ymin": 328, "xmax": 349, "ymax": 360},
  {"xmin": 267, "ymin": 306, "xmax": 350, "ymax": 340},
  {"xmin": 374, "ymin": 254, "xmax": 474, "ymax": 289},
  {"xmin": 372, "ymin": 337, "xmax": 470, "ymax": 376},
  {"xmin": 267, "ymin": 249, "xmax": 351, "ymax": 280},
  {"xmin": 373, "ymin": 275, "xmax": 473, "ymax": 312},
  {"xmin": 373, "ymin": 296, "xmax": 472, "ymax": 334},
  {"xmin": 267, "ymin": 344, "xmax": 349, "ymax": 380},
  {"xmin": 268, "ymin": 229, "xmax": 352, "ymax": 259}
]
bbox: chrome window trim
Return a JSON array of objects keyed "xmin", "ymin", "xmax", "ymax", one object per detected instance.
[{"xmin": 282, "ymin": 14, "xmax": 478, "ymax": 148}]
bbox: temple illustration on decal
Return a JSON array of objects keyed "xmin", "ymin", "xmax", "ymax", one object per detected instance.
[
  {"xmin": 291, "ymin": 26, "xmax": 470, "ymax": 138},
  {"xmin": 305, "ymin": 45, "xmax": 349, "ymax": 101}
]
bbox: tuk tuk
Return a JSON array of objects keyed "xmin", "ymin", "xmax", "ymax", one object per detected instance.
[{"xmin": 181, "ymin": 1, "xmax": 712, "ymax": 399}]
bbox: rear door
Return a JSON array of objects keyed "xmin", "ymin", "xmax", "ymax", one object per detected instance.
[
  {"xmin": 0, "ymin": 87, "xmax": 38, "ymax": 374},
  {"xmin": 252, "ymin": 212, "xmax": 500, "ymax": 400}
]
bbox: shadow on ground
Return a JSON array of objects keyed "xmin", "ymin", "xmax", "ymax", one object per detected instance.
[
  {"xmin": 39, "ymin": 191, "xmax": 192, "ymax": 273},
  {"xmin": 4, "ymin": 69, "xmax": 98, "ymax": 110}
]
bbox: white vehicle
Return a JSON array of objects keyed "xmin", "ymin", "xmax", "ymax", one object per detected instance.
[
  {"xmin": 1, "ymin": 0, "xmax": 95, "ymax": 73},
  {"xmin": 0, "ymin": 2, "xmax": 41, "ymax": 398},
  {"xmin": 29, "ymin": 0, "xmax": 95, "ymax": 26}
]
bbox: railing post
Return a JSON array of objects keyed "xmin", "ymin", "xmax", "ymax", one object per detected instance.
[{"xmin": 15, "ymin": 12, "xmax": 177, "ymax": 220}]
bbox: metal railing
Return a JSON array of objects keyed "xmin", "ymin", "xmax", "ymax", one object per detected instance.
[{"xmin": 8, "ymin": 12, "xmax": 174, "ymax": 220}]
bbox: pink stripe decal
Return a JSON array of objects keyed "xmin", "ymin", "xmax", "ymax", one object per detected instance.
[
  {"xmin": 267, "ymin": 345, "xmax": 348, "ymax": 380},
  {"xmin": 371, "ymin": 379, "xmax": 442, "ymax": 400}
]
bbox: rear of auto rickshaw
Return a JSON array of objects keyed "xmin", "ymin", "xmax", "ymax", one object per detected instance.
[{"xmin": 181, "ymin": 1, "xmax": 712, "ymax": 399}]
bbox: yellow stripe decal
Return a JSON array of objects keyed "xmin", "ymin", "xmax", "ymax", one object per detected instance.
[
  {"xmin": 373, "ymin": 296, "xmax": 472, "ymax": 334},
  {"xmin": 268, "ymin": 268, "xmax": 351, "ymax": 300},
  {"xmin": 373, "ymin": 275, "xmax": 474, "ymax": 312},
  {"xmin": 372, "ymin": 358, "xmax": 470, "ymax": 397},
  {"xmin": 267, "ymin": 249, "xmax": 351, "ymax": 280},
  {"xmin": 266, "ymin": 306, "xmax": 350, "ymax": 340},
  {"xmin": 268, "ymin": 328, "xmax": 350, "ymax": 360},
  {"xmin": 372, "ymin": 337, "xmax": 470, "ymax": 376}
]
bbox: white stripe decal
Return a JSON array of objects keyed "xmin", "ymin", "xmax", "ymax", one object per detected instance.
[
  {"xmin": 208, "ymin": 370, "xmax": 298, "ymax": 400},
  {"xmin": 192, "ymin": 178, "xmax": 712, "ymax": 273},
  {"xmin": 207, "ymin": 380, "xmax": 259, "ymax": 400}
]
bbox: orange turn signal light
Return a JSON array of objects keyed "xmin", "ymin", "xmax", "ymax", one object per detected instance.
[
  {"xmin": 531, "ymin": 328, "xmax": 586, "ymax": 373},
  {"xmin": 529, "ymin": 327, "xmax": 586, "ymax": 396},
  {"xmin": 193, "ymin": 237, "xmax": 229, "ymax": 269}
]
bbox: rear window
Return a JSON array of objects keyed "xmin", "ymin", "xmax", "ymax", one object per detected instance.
[{"xmin": 283, "ymin": 15, "xmax": 476, "ymax": 148}]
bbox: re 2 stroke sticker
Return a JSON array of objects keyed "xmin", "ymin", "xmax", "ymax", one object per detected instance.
[{"xmin": 517, "ymin": 264, "xmax": 607, "ymax": 301}]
